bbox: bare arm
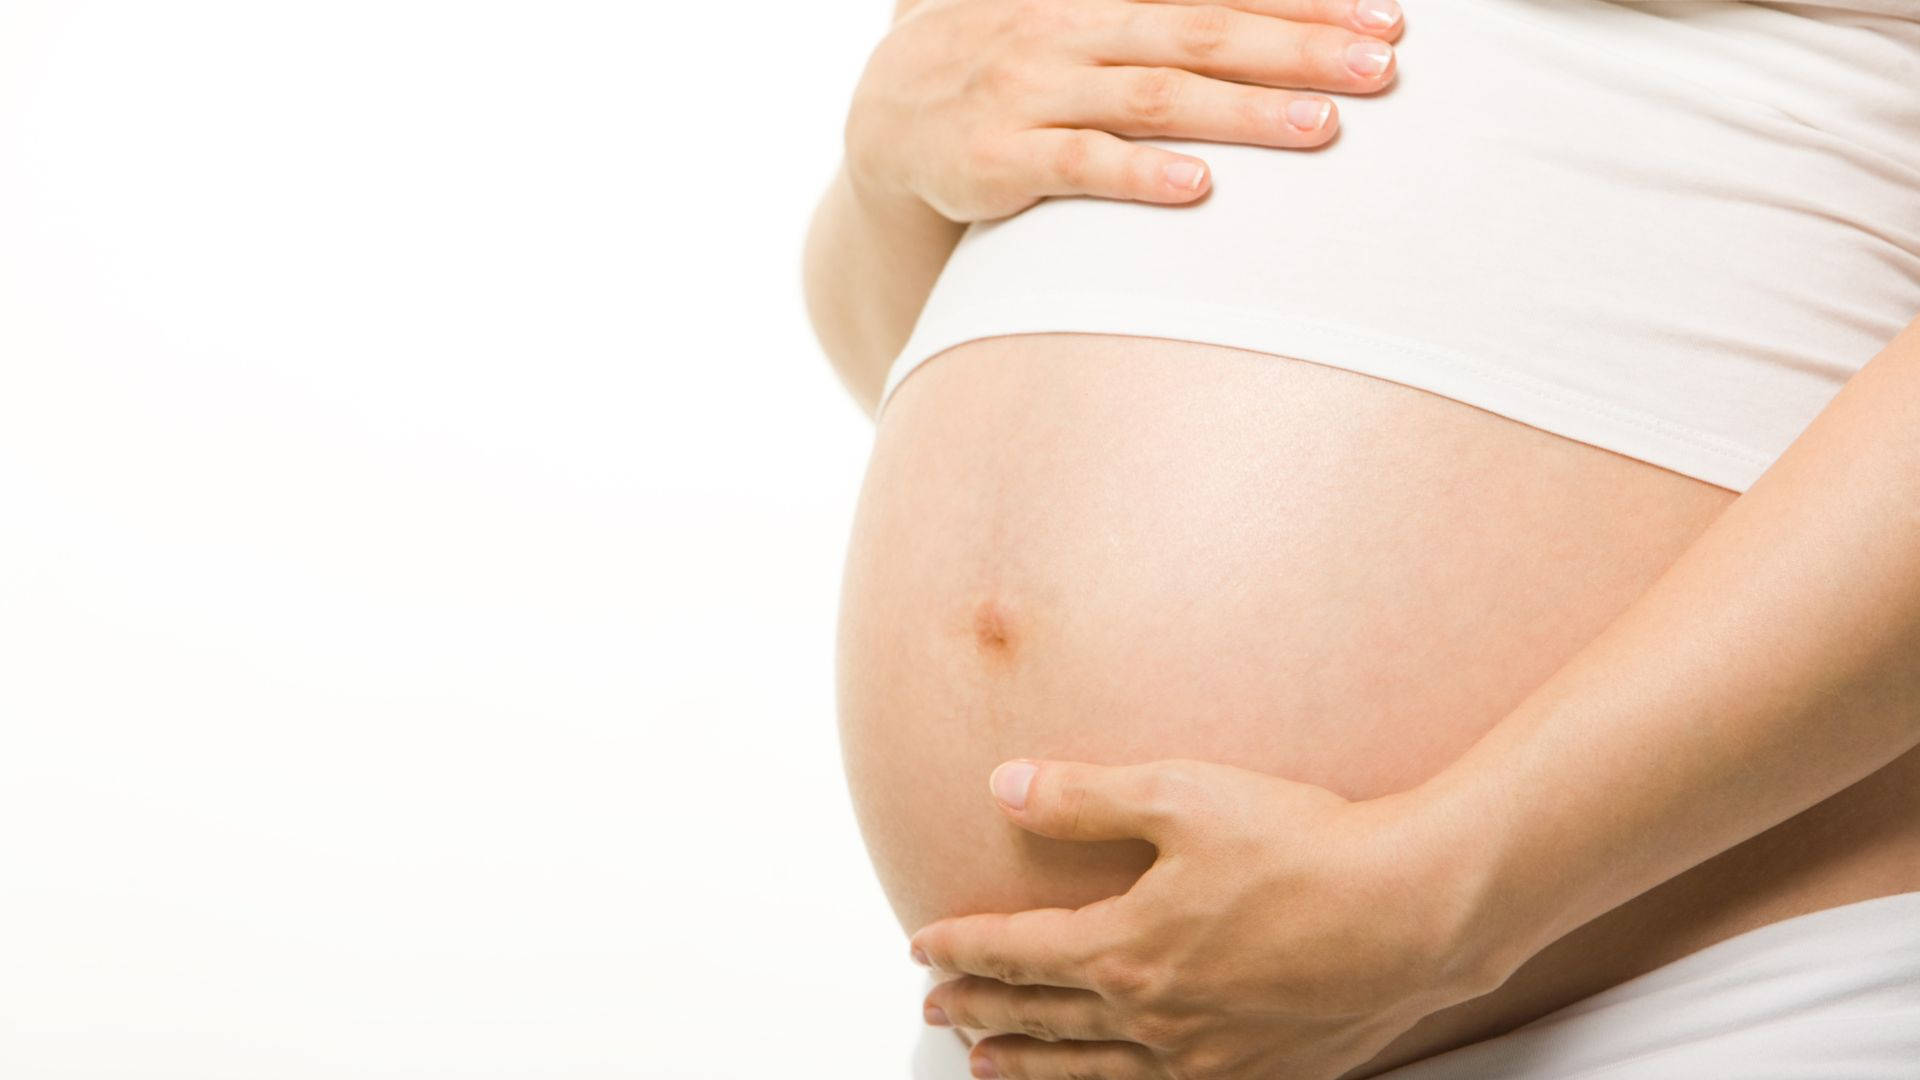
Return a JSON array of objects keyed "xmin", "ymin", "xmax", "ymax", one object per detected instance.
[
  {"xmin": 801, "ymin": 0, "xmax": 963, "ymax": 417},
  {"xmin": 1422, "ymin": 310, "xmax": 1920, "ymax": 981},
  {"xmin": 800, "ymin": 0, "xmax": 1398, "ymax": 417},
  {"xmin": 801, "ymin": 160, "xmax": 964, "ymax": 418},
  {"xmin": 904, "ymin": 312, "xmax": 1920, "ymax": 1080}
]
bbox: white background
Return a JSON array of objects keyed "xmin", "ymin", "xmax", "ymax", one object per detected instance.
[{"xmin": 0, "ymin": 3, "xmax": 916, "ymax": 1076}]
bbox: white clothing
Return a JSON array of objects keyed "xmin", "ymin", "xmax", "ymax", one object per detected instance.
[
  {"xmin": 875, "ymin": 0, "xmax": 1920, "ymax": 493},
  {"xmin": 910, "ymin": 889, "xmax": 1920, "ymax": 1078}
]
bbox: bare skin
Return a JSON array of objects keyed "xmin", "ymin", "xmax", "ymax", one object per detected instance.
[
  {"xmin": 836, "ymin": 332, "xmax": 1920, "ymax": 1074},
  {"xmin": 802, "ymin": 0, "xmax": 1402, "ymax": 414}
]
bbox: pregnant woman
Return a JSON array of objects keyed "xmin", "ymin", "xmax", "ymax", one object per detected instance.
[{"xmin": 802, "ymin": 0, "xmax": 1920, "ymax": 1077}]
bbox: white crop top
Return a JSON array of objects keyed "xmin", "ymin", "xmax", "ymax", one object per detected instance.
[{"xmin": 874, "ymin": 0, "xmax": 1920, "ymax": 493}]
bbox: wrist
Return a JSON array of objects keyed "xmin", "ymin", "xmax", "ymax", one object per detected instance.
[{"xmin": 1391, "ymin": 767, "xmax": 1552, "ymax": 1004}]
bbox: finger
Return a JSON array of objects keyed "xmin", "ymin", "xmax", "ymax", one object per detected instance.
[
  {"xmin": 1087, "ymin": 3, "xmax": 1398, "ymax": 94},
  {"xmin": 1049, "ymin": 65, "xmax": 1338, "ymax": 148},
  {"xmin": 1008, "ymin": 127, "xmax": 1217, "ymax": 204},
  {"xmin": 971, "ymin": 1034, "xmax": 1164, "ymax": 1080},
  {"xmin": 990, "ymin": 758, "xmax": 1213, "ymax": 845},
  {"xmin": 927, "ymin": 976, "xmax": 1126, "ymax": 1042},
  {"xmin": 1167, "ymin": 0, "xmax": 1406, "ymax": 41},
  {"xmin": 910, "ymin": 904, "xmax": 1126, "ymax": 990}
]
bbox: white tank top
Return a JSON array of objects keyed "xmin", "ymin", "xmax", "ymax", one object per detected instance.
[{"xmin": 874, "ymin": 0, "xmax": 1920, "ymax": 493}]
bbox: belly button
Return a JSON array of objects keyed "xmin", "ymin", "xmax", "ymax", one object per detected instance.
[{"xmin": 972, "ymin": 596, "xmax": 1017, "ymax": 657}]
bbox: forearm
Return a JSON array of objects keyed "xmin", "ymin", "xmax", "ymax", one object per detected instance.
[
  {"xmin": 801, "ymin": 160, "xmax": 965, "ymax": 417},
  {"xmin": 1414, "ymin": 313, "xmax": 1920, "ymax": 989}
]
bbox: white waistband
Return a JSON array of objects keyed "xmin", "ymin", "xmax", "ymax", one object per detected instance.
[{"xmin": 908, "ymin": 890, "xmax": 1920, "ymax": 1079}]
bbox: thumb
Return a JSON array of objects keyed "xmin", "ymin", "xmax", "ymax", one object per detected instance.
[{"xmin": 988, "ymin": 758, "xmax": 1208, "ymax": 845}]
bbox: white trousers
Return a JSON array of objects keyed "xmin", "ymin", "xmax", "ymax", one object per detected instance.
[{"xmin": 911, "ymin": 890, "xmax": 1920, "ymax": 1079}]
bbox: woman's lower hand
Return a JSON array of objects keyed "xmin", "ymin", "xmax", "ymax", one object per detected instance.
[
  {"xmin": 845, "ymin": 0, "xmax": 1404, "ymax": 223},
  {"xmin": 908, "ymin": 758, "xmax": 1511, "ymax": 1080}
]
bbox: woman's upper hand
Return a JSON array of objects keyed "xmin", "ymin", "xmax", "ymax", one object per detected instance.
[
  {"xmin": 907, "ymin": 757, "xmax": 1511, "ymax": 1080},
  {"xmin": 844, "ymin": 0, "xmax": 1404, "ymax": 223}
]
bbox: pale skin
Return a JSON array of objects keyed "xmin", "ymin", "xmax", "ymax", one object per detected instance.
[
  {"xmin": 803, "ymin": 0, "xmax": 1403, "ymax": 414},
  {"xmin": 905, "ymin": 313, "xmax": 1920, "ymax": 1079},
  {"xmin": 805, "ymin": 2, "xmax": 1920, "ymax": 1078}
]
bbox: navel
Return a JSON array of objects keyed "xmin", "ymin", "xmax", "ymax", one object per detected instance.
[{"xmin": 971, "ymin": 595, "xmax": 1017, "ymax": 657}]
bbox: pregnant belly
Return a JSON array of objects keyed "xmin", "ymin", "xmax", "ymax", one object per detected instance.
[{"xmin": 835, "ymin": 333, "xmax": 1920, "ymax": 1073}]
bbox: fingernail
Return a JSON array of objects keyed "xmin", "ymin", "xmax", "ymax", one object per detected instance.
[
  {"xmin": 1286, "ymin": 98, "xmax": 1331, "ymax": 131},
  {"xmin": 910, "ymin": 944, "xmax": 930, "ymax": 967},
  {"xmin": 1355, "ymin": 0, "xmax": 1401, "ymax": 29},
  {"xmin": 970, "ymin": 1057, "xmax": 1000, "ymax": 1079},
  {"xmin": 924, "ymin": 1004, "xmax": 950, "ymax": 1026},
  {"xmin": 1163, "ymin": 160, "xmax": 1206, "ymax": 191},
  {"xmin": 990, "ymin": 761, "xmax": 1038, "ymax": 810},
  {"xmin": 1347, "ymin": 40, "xmax": 1394, "ymax": 77}
]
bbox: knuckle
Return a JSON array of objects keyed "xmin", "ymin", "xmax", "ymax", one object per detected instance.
[
  {"xmin": 1050, "ymin": 130, "xmax": 1099, "ymax": 189},
  {"xmin": 1106, "ymin": 947, "xmax": 1179, "ymax": 1009},
  {"xmin": 1136, "ymin": 966, "xmax": 1178, "ymax": 1009},
  {"xmin": 961, "ymin": 130, "xmax": 1009, "ymax": 180},
  {"xmin": 1056, "ymin": 779, "xmax": 1090, "ymax": 835},
  {"xmin": 969, "ymin": 54, "xmax": 1029, "ymax": 98},
  {"xmin": 1016, "ymin": 1014, "xmax": 1060, "ymax": 1042},
  {"xmin": 1136, "ymin": 765, "xmax": 1195, "ymax": 823},
  {"xmin": 1163, "ymin": 760, "xmax": 1215, "ymax": 808},
  {"xmin": 1128, "ymin": 999, "xmax": 1205, "ymax": 1045},
  {"xmin": 941, "ymin": 999, "xmax": 977, "ymax": 1028},
  {"xmin": 1173, "ymin": 4, "xmax": 1234, "ymax": 59},
  {"xmin": 1122, "ymin": 66, "xmax": 1186, "ymax": 126},
  {"xmin": 1242, "ymin": 90, "xmax": 1308, "ymax": 143},
  {"xmin": 980, "ymin": 950, "xmax": 1029, "ymax": 986},
  {"xmin": 1087, "ymin": 951, "xmax": 1149, "ymax": 1000},
  {"xmin": 1261, "ymin": 23, "xmax": 1330, "ymax": 86},
  {"xmin": 1123, "ymin": 1009, "xmax": 1187, "ymax": 1049}
]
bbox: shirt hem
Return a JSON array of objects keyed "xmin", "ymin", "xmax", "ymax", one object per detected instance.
[{"xmin": 877, "ymin": 288, "xmax": 1774, "ymax": 494}]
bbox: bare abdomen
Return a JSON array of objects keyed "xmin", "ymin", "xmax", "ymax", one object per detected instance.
[{"xmin": 834, "ymin": 332, "xmax": 1920, "ymax": 1073}]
